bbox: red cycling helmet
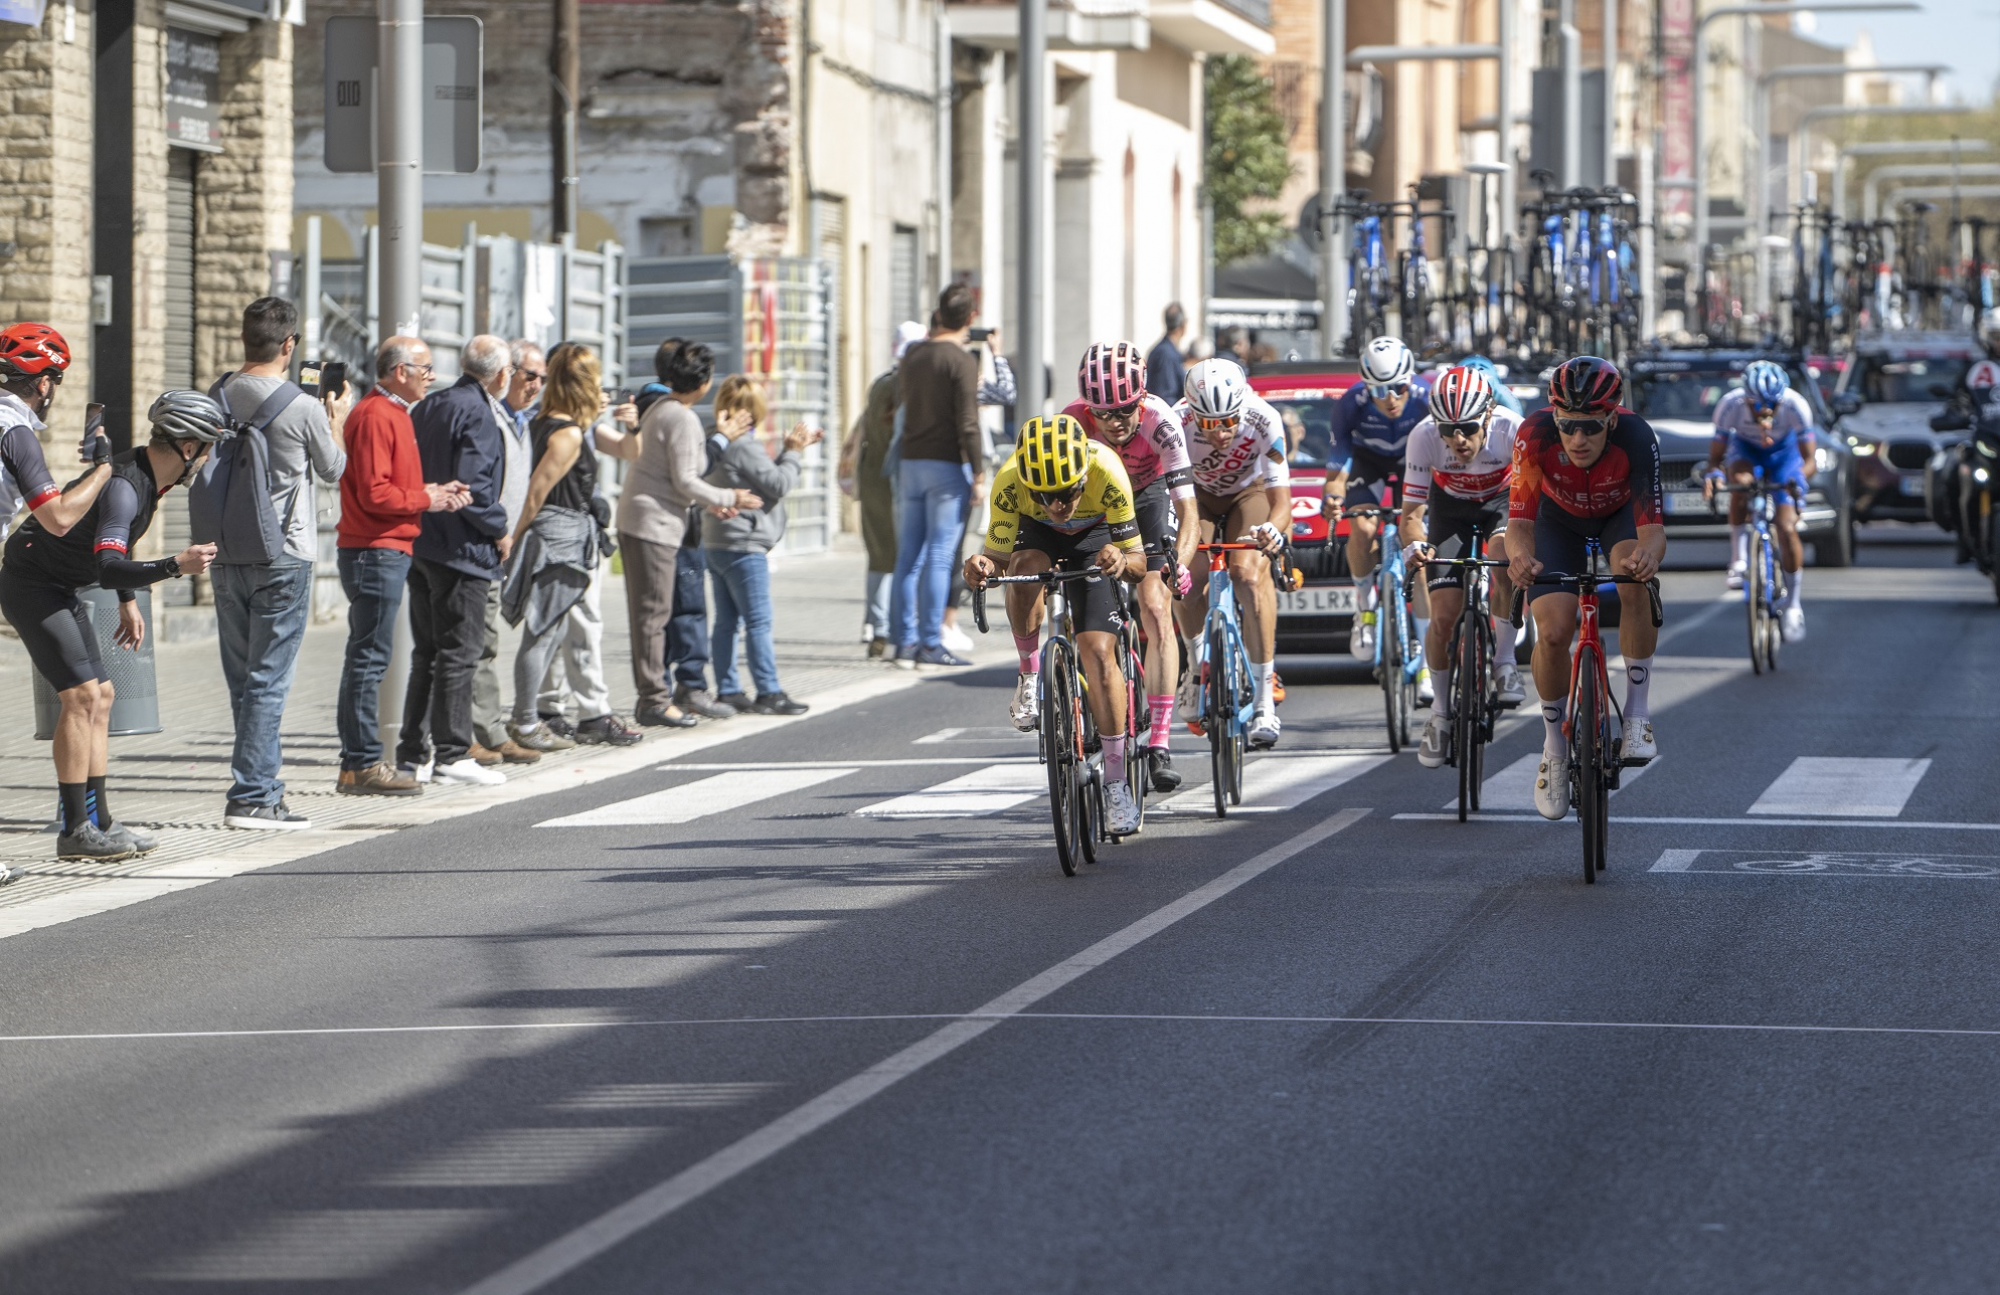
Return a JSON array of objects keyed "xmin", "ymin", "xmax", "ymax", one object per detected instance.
[
  {"xmin": 1427, "ymin": 365, "xmax": 1495, "ymax": 426},
  {"xmin": 0, "ymin": 323, "xmax": 71, "ymax": 383},
  {"xmin": 1547, "ymin": 355, "xmax": 1622, "ymax": 417},
  {"xmin": 1078, "ymin": 341, "xmax": 1147, "ymax": 409}
]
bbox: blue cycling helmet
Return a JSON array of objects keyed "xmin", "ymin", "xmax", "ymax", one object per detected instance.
[
  {"xmin": 1456, "ymin": 355, "xmax": 1523, "ymax": 414},
  {"xmin": 1742, "ymin": 360, "xmax": 1790, "ymax": 414}
]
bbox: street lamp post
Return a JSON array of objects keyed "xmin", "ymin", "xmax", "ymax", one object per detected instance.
[
  {"xmin": 1019, "ymin": 0, "xmax": 1046, "ymax": 414},
  {"xmin": 1320, "ymin": 0, "xmax": 1346, "ymax": 357},
  {"xmin": 376, "ymin": 0, "xmax": 423, "ymax": 337},
  {"xmin": 1835, "ymin": 139, "xmax": 1992, "ymax": 217}
]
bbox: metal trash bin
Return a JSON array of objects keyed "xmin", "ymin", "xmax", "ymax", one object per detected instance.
[{"xmin": 31, "ymin": 586, "xmax": 163, "ymax": 739}]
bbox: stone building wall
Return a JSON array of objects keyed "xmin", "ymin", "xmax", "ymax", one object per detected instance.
[
  {"xmin": 128, "ymin": 3, "xmax": 168, "ymax": 435},
  {"xmin": 0, "ymin": 5, "xmax": 98, "ymax": 474},
  {"xmin": 195, "ymin": 17, "xmax": 295, "ymax": 385}
]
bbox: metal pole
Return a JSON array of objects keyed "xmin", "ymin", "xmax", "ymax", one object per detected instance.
[
  {"xmin": 1754, "ymin": 77, "xmax": 1769, "ymax": 318},
  {"xmin": 1321, "ymin": 0, "xmax": 1348, "ymax": 356},
  {"xmin": 1496, "ymin": 0, "xmax": 1514, "ymax": 270},
  {"xmin": 376, "ymin": 0, "xmax": 423, "ymax": 337},
  {"xmin": 1561, "ymin": 0, "xmax": 1580, "ymax": 189},
  {"xmin": 552, "ymin": 0, "xmax": 580, "ymax": 241},
  {"xmin": 1864, "ymin": 163, "xmax": 2000, "ymax": 221},
  {"xmin": 1018, "ymin": 0, "xmax": 1045, "ymax": 413},
  {"xmin": 1639, "ymin": 135, "xmax": 1657, "ymax": 339},
  {"xmin": 302, "ymin": 216, "xmax": 323, "ymax": 361},
  {"xmin": 1603, "ymin": 0, "xmax": 1617, "ymax": 189},
  {"xmin": 936, "ymin": 3, "xmax": 952, "ymax": 299}
]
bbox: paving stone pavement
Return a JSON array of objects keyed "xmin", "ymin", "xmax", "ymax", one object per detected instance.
[{"xmin": 0, "ymin": 541, "xmax": 984, "ymax": 905}]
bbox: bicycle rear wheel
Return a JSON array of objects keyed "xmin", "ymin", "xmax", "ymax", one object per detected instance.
[
  {"xmin": 1381, "ymin": 584, "xmax": 1406, "ymax": 753},
  {"xmin": 1207, "ymin": 623, "xmax": 1232, "ymax": 819},
  {"xmin": 1746, "ymin": 540, "xmax": 1766, "ymax": 675},
  {"xmin": 1042, "ymin": 640, "xmax": 1086, "ymax": 877},
  {"xmin": 1575, "ymin": 653, "xmax": 1604, "ymax": 884}
]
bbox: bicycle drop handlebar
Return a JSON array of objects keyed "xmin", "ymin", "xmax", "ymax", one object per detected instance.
[
  {"xmin": 1195, "ymin": 541, "xmax": 1305, "ymax": 594},
  {"xmin": 971, "ymin": 567, "xmax": 1107, "ymax": 635},
  {"xmin": 1508, "ymin": 572, "xmax": 1664, "ymax": 630}
]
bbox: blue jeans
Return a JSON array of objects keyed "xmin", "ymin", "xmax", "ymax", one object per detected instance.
[
  {"xmin": 212, "ymin": 556, "xmax": 314, "ymax": 806},
  {"xmin": 708, "ymin": 547, "xmax": 780, "ymax": 697},
  {"xmin": 864, "ymin": 569, "xmax": 892, "ymax": 639},
  {"xmin": 891, "ymin": 458, "xmax": 972, "ymax": 651},
  {"xmin": 337, "ymin": 547, "xmax": 411, "ymax": 771},
  {"xmin": 669, "ymin": 541, "xmax": 711, "ymax": 691}
]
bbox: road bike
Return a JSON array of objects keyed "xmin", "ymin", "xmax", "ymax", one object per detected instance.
[
  {"xmin": 1711, "ymin": 468, "xmax": 1792, "ymax": 675},
  {"xmin": 1510, "ymin": 540, "xmax": 1662, "ymax": 883},
  {"xmin": 1344, "ymin": 505, "xmax": 1422, "ymax": 753},
  {"xmin": 1339, "ymin": 191, "xmax": 1395, "ymax": 349},
  {"xmin": 974, "ymin": 566, "xmax": 1145, "ymax": 875},
  {"xmin": 1420, "ymin": 540, "xmax": 1517, "ymax": 821},
  {"xmin": 1186, "ymin": 542, "xmax": 1301, "ymax": 818}
]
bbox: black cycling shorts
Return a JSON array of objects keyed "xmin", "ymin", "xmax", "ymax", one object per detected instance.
[
  {"xmin": 1422, "ymin": 492, "xmax": 1510, "ymax": 592},
  {"xmin": 0, "ymin": 571, "xmax": 109, "ymax": 691},
  {"xmin": 1526, "ymin": 497, "xmax": 1639, "ymax": 603},
  {"xmin": 1010, "ymin": 516, "xmax": 1128, "ymax": 637},
  {"xmin": 1340, "ymin": 445, "xmax": 1404, "ymax": 513},
  {"xmin": 1132, "ymin": 477, "xmax": 1180, "ymax": 573}
]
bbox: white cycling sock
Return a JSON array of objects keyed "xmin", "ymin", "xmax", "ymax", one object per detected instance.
[
  {"xmin": 1492, "ymin": 616, "xmax": 1518, "ymax": 663},
  {"xmin": 1434, "ymin": 663, "xmax": 1454, "ymax": 717},
  {"xmin": 1254, "ymin": 660, "xmax": 1275, "ymax": 712},
  {"xmin": 1102, "ymin": 734, "xmax": 1127, "ymax": 784},
  {"xmin": 1783, "ymin": 568, "xmax": 1803, "ymax": 610},
  {"xmin": 1357, "ymin": 580, "xmax": 1379, "ymax": 613},
  {"xmin": 1541, "ymin": 699, "xmax": 1568, "ymax": 758},
  {"xmin": 1625, "ymin": 656, "xmax": 1653, "ymax": 720},
  {"xmin": 1415, "ymin": 617, "xmax": 1429, "ymax": 644},
  {"xmin": 1730, "ymin": 525, "xmax": 1749, "ymax": 569}
]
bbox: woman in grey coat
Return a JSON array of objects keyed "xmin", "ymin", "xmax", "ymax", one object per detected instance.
[{"xmin": 703, "ymin": 375, "xmax": 821, "ymax": 716}]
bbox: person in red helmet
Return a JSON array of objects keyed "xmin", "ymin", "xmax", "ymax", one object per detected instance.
[
  {"xmin": 0, "ymin": 323, "xmax": 116, "ymax": 540},
  {"xmin": 1505, "ymin": 355, "xmax": 1667, "ymax": 820}
]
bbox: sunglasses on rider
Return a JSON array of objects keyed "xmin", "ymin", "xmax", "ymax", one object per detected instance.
[
  {"xmin": 1091, "ymin": 399, "xmax": 1143, "ymax": 420},
  {"xmin": 1029, "ymin": 485, "xmax": 1084, "ymax": 507},
  {"xmin": 1554, "ymin": 414, "xmax": 1613, "ymax": 438},
  {"xmin": 1438, "ymin": 420, "xmax": 1484, "ymax": 441},
  {"xmin": 1194, "ymin": 413, "xmax": 1238, "ymax": 432},
  {"xmin": 1365, "ymin": 380, "xmax": 1412, "ymax": 399}
]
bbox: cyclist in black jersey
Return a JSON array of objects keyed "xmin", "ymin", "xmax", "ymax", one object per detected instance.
[
  {"xmin": 0, "ymin": 321, "xmax": 120, "ymax": 543},
  {"xmin": 0, "ymin": 391, "xmax": 226, "ymax": 861}
]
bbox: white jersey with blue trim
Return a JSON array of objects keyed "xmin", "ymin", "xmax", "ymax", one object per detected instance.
[{"xmin": 1710, "ymin": 387, "xmax": 1815, "ymax": 448}]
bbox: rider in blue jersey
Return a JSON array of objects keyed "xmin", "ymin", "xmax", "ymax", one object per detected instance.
[
  {"xmin": 1456, "ymin": 355, "xmax": 1524, "ymax": 414},
  {"xmin": 1704, "ymin": 359, "xmax": 1816, "ymax": 641},
  {"xmin": 1318, "ymin": 337, "xmax": 1432, "ymax": 663}
]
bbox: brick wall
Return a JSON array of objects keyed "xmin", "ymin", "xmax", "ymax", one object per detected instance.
[{"xmin": 0, "ymin": 6, "xmax": 97, "ymax": 474}]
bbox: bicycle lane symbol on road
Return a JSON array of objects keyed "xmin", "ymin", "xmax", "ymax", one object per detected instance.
[{"xmin": 1650, "ymin": 850, "xmax": 2000, "ymax": 879}]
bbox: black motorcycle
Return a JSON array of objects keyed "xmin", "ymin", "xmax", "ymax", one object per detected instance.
[{"xmin": 1930, "ymin": 403, "xmax": 2000, "ymax": 604}]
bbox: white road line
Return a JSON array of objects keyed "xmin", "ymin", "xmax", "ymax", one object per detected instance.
[
  {"xmin": 1749, "ymin": 756, "xmax": 1932, "ymax": 818},
  {"xmin": 1447, "ymin": 751, "xmax": 1657, "ymax": 813},
  {"xmin": 1158, "ymin": 753, "xmax": 1389, "ymax": 815},
  {"xmin": 453, "ymin": 807, "xmax": 1371, "ymax": 1295},
  {"xmin": 912, "ymin": 726, "xmax": 1030, "ymax": 745},
  {"xmin": 1390, "ymin": 813, "xmax": 2000, "ymax": 831},
  {"xmin": 656, "ymin": 747, "xmax": 1392, "ymax": 773},
  {"xmin": 1649, "ymin": 849, "xmax": 1703, "ymax": 872},
  {"xmin": 853, "ymin": 764, "xmax": 1048, "ymax": 819},
  {"xmin": 535, "ymin": 769, "xmax": 856, "ymax": 828}
]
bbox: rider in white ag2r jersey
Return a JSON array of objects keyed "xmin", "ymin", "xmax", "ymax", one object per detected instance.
[{"xmin": 1171, "ymin": 359, "xmax": 1291, "ymax": 748}]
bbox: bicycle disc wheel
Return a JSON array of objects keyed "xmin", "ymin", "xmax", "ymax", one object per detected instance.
[
  {"xmin": 1575, "ymin": 658, "xmax": 1602, "ymax": 884},
  {"xmin": 1207, "ymin": 624, "xmax": 1231, "ymax": 819},
  {"xmin": 1043, "ymin": 642, "xmax": 1084, "ymax": 877},
  {"xmin": 1746, "ymin": 542, "xmax": 1766, "ymax": 675}
]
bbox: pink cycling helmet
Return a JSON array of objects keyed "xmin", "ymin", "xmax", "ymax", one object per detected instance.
[{"xmin": 1078, "ymin": 341, "xmax": 1148, "ymax": 408}]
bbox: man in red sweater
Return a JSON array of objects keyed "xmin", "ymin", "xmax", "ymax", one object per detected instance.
[{"xmin": 336, "ymin": 337, "xmax": 468, "ymax": 794}]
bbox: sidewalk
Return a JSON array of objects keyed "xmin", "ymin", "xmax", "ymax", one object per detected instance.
[{"xmin": 0, "ymin": 539, "xmax": 988, "ymax": 926}]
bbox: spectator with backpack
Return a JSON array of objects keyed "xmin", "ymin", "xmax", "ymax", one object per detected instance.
[{"xmin": 198, "ymin": 297, "xmax": 350, "ymax": 830}]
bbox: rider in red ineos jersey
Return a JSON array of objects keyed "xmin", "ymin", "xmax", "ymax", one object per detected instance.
[{"xmin": 1503, "ymin": 355, "xmax": 1668, "ymax": 821}]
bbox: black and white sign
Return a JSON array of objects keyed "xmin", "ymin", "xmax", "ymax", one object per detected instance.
[
  {"xmin": 166, "ymin": 27, "xmax": 223, "ymax": 153},
  {"xmin": 323, "ymin": 15, "xmax": 482, "ymax": 175}
]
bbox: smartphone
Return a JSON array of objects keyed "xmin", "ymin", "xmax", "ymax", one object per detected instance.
[
  {"xmin": 604, "ymin": 386, "xmax": 634, "ymax": 404},
  {"xmin": 967, "ymin": 327, "xmax": 994, "ymax": 343},
  {"xmin": 300, "ymin": 361, "xmax": 347, "ymax": 401}
]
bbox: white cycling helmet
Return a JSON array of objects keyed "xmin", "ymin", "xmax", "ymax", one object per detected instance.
[
  {"xmin": 1359, "ymin": 335, "xmax": 1416, "ymax": 391},
  {"xmin": 1185, "ymin": 358, "xmax": 1249, "ymax": 421}
]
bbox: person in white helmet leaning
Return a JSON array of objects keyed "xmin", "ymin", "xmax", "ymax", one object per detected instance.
[
  {"xmin": 1319, "ymin": 336, "xmax": 1433, "ymax": 669},
  {"xmin": 1170, "ymin": 357, "xmax": 1291, "ymax": 749}
]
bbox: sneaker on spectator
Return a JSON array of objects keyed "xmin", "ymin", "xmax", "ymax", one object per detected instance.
[
  {"xmin": 434, "ymin": 758, "xmax": 506, "ymax": 786},
  {"xmin": 398, "ymin": 757, "xmax": 433, "ymax": 784},
  {"xmin": 497, "ymin": 740, "xmax": 542, "ymax": 764},
  {"xmin": 107, "ymin": 820, "xmax": 158, "ymax": 853},
  {"xmin": 751, "ymin": 692, "xmax": 809, "ymax": 716},
  {"xmin": 940, "ymin": 622, "xmax": 976, "ymax": 654},
  {"xmin": 537, "ymin": 711, "xmax": 579, "ymax": 742},
  {"xmin": 674, "ymin": 686, "xmax": 738, "ymax": 720},
  {"xmin": 892, "ymin": 645, "xmax": 919, "ymax": 671},
  {"xmin": 508, "ymin": 722, "xmax": 575, "ymax": 753},
  {"xmin": 224, "ymin": 800, "xmax": 312, "ymax": 831},
  {"xmin": 337, "ymin": 764, "xmax": 423, "ymax": 797},
  {"xmin": 637, "ymin": 704, "xmax": 698, "ymax": 728},
  {"xmin": 715, "ymin": 692, "xmax": 757, "ymax": 713},
  {"xmin": 576, "ymin": 713, "xmax": 645, "ymax": 746},
  {"xmin": 914, "ymin": 645, "xmax": 973, "ymax": 668},
  {"xmin": 57, "ymin": 821, "xmax": 133, "ymax": 862},
  {"xmin": 867, "ymin": 637, "xmax": 890, "ymax": 660},
  {"xmin": 466, "ymin": 743, "xmax": 505, "ymax": 768}
]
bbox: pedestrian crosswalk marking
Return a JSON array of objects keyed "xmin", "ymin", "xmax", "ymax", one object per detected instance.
[
  {"xmin": 1159, "ymin": 753, "xmax": 1389, "ymax": 815},
  {"xmin": 536, "ymin": 768, "xmax": 857, "ymax": 828},
  {"xmin": 854, "ymin": 765, "xmax": 1048, "ymax": 819},
  {"xmin": 1748, "ymin": 757, "xmax": 1931, "ymax": 818}
]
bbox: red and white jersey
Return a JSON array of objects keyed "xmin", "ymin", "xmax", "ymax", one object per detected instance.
[
  {"xmin": 1173, "ymin": 392, "xmax": 1289, "ymax": 496},
  {"xmin": 1403, "ymin": 407, "xmax": 1523, "ymax": 504},
  {"xmin": 1062, "ymin": 393, "xmax": 1194, "ymax": 499}
]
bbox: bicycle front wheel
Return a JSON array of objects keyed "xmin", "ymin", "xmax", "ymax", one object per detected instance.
[
  {"xmin": 1575, "ymin": 653, "xmax": 1605, "ymax": 884},
  {"xmin": 1227, "ymin": 645, "xmax": 1249, "ymax": 806},
  {"xmin": 1207, "ymin": 623, "xmax": 1232, "ymax": 819},
  {"xmin": 1381, "ymin": 589, "xmax": 1406, "ymax": 753},
  {"xmin": 1746, "ymin": 540, "xmax": 1766, "ymax": 675},
  {"xmin": 1042, "ymin": 640, "xmax": 1086, "ymax": 876},
  {"xmin": 1455, "ymin": 613, "xmax": 1482, "ymax": 821}
]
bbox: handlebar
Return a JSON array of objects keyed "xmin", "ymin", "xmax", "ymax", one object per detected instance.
[
  {"xmin": 1195, "ymin": 540, "xmax": 1304, "ymax": 594},
  {"xmin": 970, "ymin": 567, "xmax": 1105, "ymax": 635},
  {"xmin": 1508, "ymin": 573, "xmax": 1664, "ymax": 630}
]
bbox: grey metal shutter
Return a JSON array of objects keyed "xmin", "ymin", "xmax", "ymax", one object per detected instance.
[
  {"xmin": 164, "ymin": 149, "xmax": 197, "ymax": 390},
  {"xmin": 890, "ymin": 224, "xmax": 920, "ymax": 333}
]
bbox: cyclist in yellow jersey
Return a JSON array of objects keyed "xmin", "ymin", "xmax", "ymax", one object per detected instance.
[{"xmin": 966, "ymin": 415, "xmax": 1147, "ymax": 833}]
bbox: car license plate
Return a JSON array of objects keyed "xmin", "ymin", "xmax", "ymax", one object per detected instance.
[
  {"xmin": 1277, "ymin": 585, "xmax": 1356, "ymax": 616},
  {"xmin": 1663, "ymin": 491, "xmax": 1710, "ymax": 516},
  {"xmin": 1901, "ymin": 475, "xmax": 1926, "ymax": 496}
]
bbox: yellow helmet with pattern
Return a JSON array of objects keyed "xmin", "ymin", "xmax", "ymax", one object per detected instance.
[{"xmin": 1016, "ymin": 414, "xmax": 1089, "ymax": 492}]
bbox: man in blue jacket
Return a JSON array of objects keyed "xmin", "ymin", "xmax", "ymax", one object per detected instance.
[{"xmin": 398, "ymin": 335, "xmax": 514, "ymax": 786}]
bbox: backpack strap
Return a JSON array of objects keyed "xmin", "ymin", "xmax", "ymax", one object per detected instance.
[{"xmin": 241, "ymin": 380, "xmax": 309, "ymax": 434}]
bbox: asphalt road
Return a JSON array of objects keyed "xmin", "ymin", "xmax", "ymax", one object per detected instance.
[{"xmin": 1, "ymin": 529, "xmax": 1996, "ymax": 1294}]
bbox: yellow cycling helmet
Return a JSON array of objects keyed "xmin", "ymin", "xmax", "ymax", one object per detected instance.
[{"xmin": 1016, "ymin": 414, "xmax": 1089, "ymax": 492}]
